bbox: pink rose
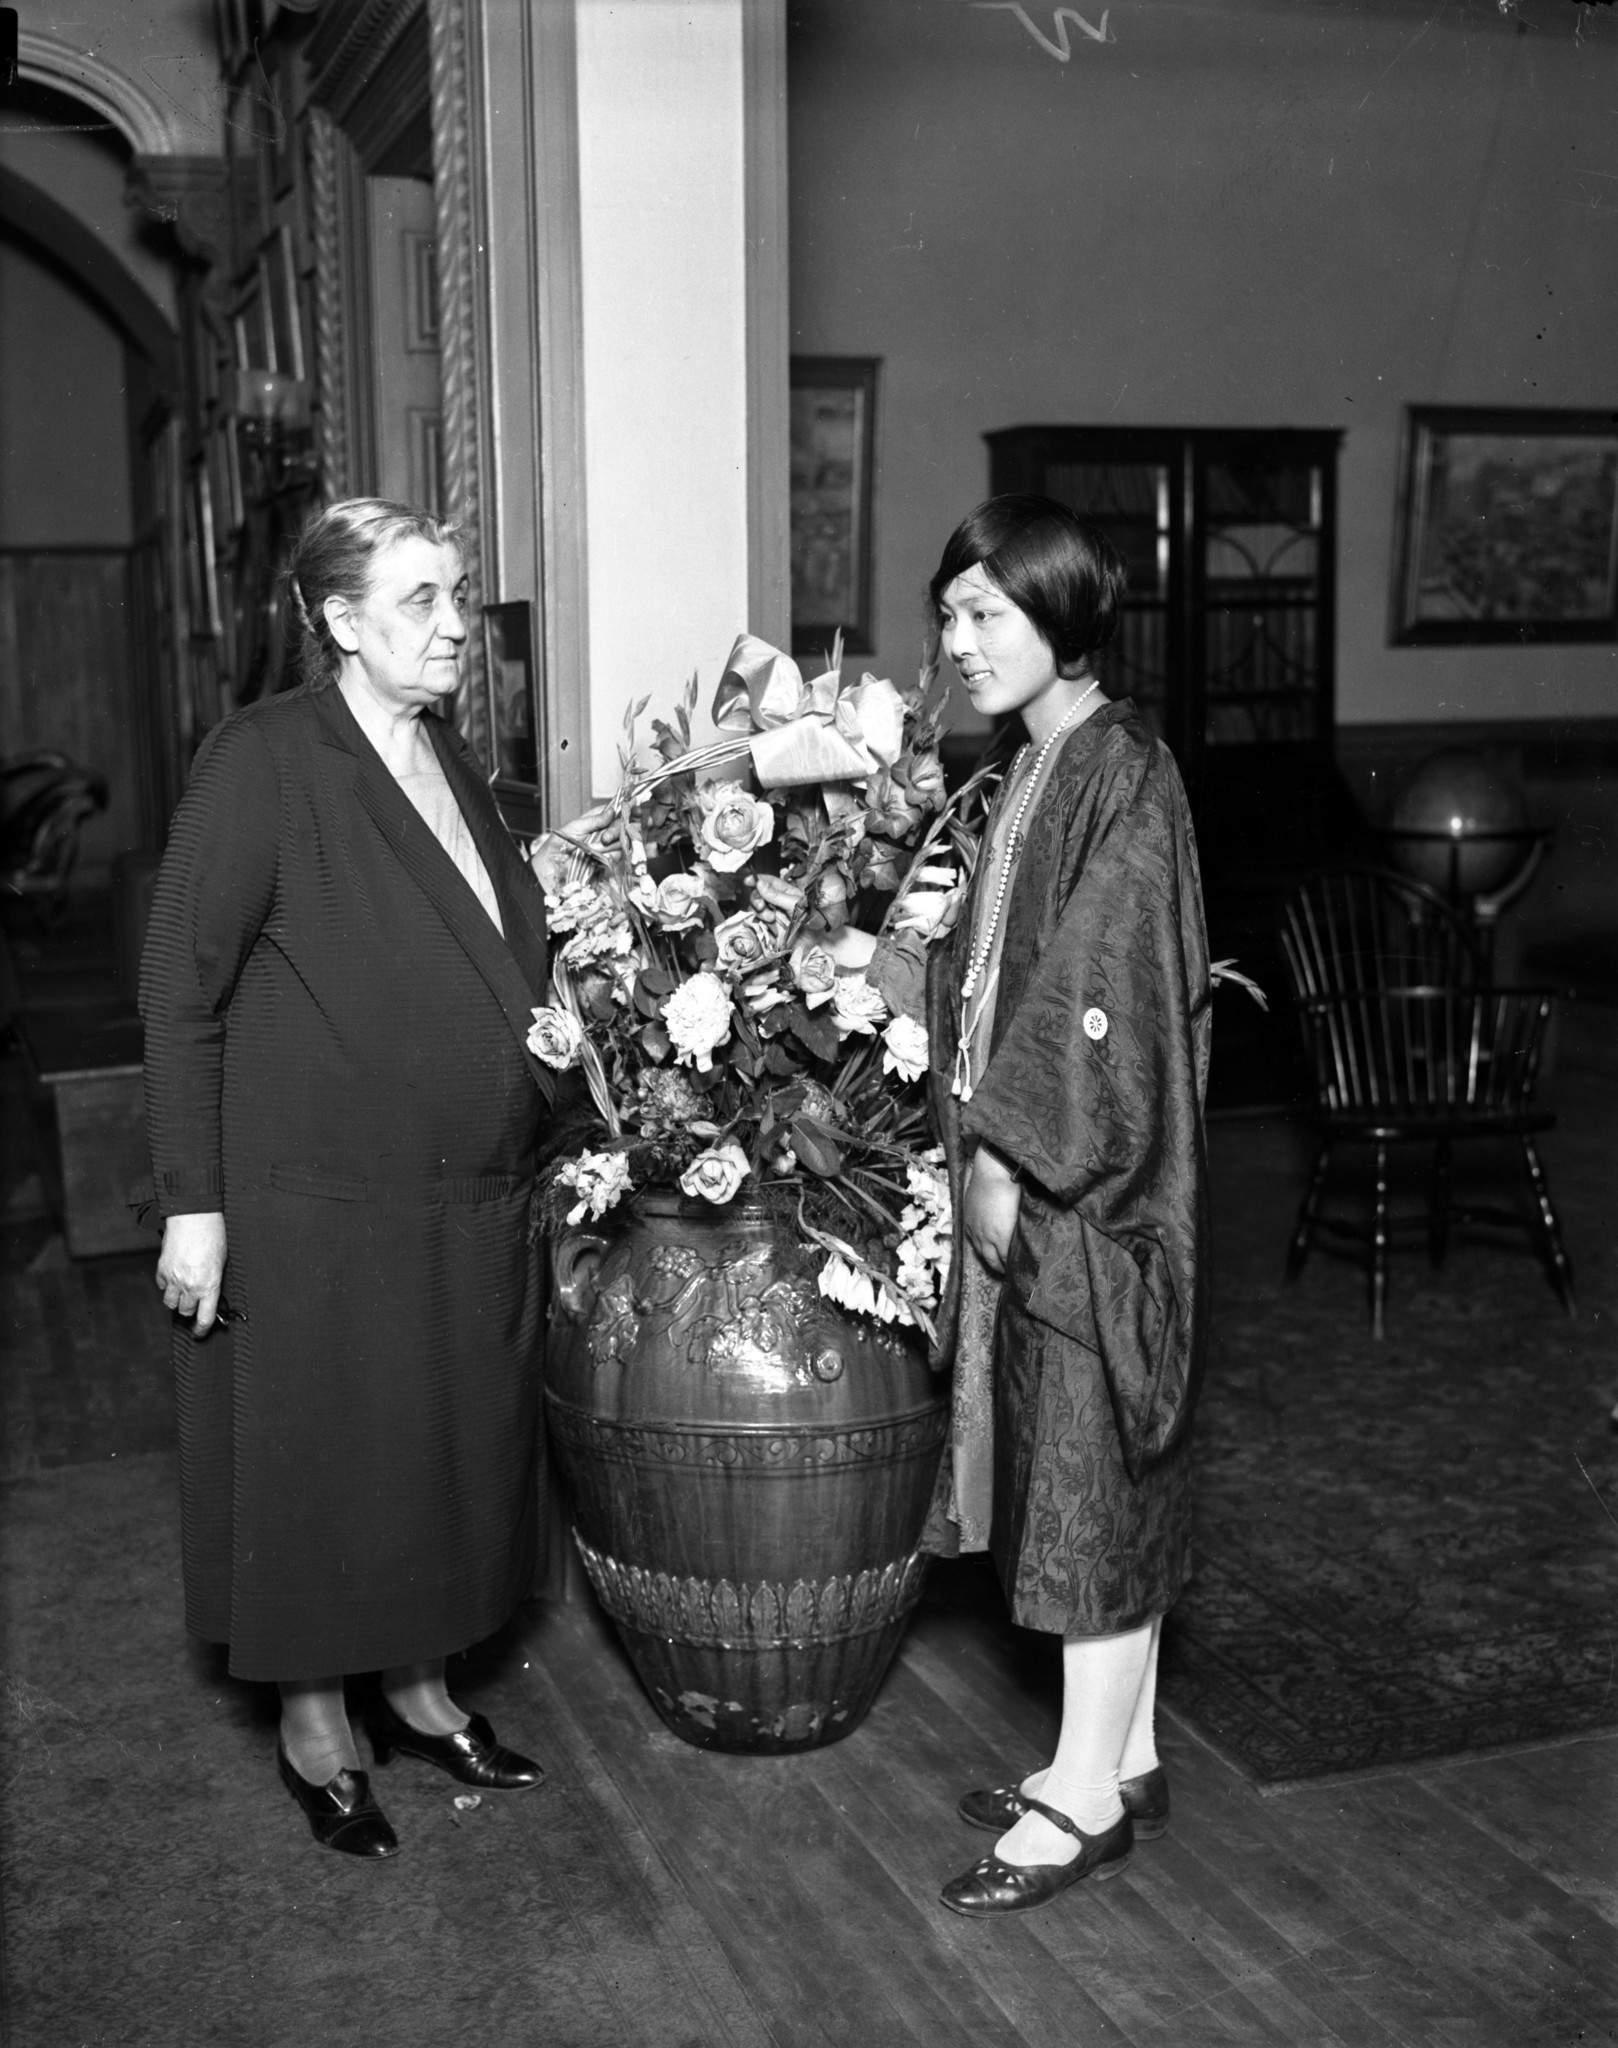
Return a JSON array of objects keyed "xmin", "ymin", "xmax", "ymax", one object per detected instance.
[{"xmin": 698, "ymin": 782, "xmax": 775, "ymax": 873}]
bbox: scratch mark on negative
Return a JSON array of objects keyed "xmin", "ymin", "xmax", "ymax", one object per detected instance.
[
  {"xmin": 1574, "ymin": 1453, "xmax": 1618, "ymax": 1531},
  {"xmin": 972, "ymin": 4, "xmax": 1115, "ymax": 61},
  {"xmin": 1356, "ymin": 10, "xmax": 1441, "ymax": 111}
]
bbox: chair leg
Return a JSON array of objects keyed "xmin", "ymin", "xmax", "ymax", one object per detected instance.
[
  {"xmin": 1370, "ymin": 1140, "xmax": 1390, "ymax": 1340},
  {"xmin": 1428, "ymin": 1140, "xmax": 1452, "ymax": 1271},
  {"xmin": 1286, "ymin": 1140, "xmax": 1332, "ymax": 1282},
  {"xmin": 1521, "ymin": 1136, "xmax": 1577, "ymax": 1317}
]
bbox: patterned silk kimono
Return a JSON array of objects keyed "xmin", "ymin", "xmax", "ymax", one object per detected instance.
[{"xmin": 927, "ymin": 698, "xmax": 1212, "ymax": 1636}]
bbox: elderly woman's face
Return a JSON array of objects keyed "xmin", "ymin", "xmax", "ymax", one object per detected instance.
[
  {"xmin": 337, "ymin": 535, "xmax": 468, "ymax": 711},
  {"xmin": 938, "ymin": 564, "xmax": 1060, "ymax": 724}
]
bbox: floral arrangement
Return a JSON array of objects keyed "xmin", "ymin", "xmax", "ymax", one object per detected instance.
[{"xmin": 527, "ymin": 634, "xmax": 993, "ymax": 1343}]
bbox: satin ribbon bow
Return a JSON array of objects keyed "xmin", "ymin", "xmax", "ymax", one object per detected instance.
[{"xmin": 713, "ymin": 633, "xmax": 907, "ymax": 790}]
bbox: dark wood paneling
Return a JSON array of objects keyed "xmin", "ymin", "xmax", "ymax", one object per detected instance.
[{"xmin": 0, "ymin": 551, "xmax": 142, "ymax": 875}]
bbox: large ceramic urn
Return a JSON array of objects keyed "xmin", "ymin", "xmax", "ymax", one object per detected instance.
[{"xmin": 546, "ymin": 1190, "xmax": 949, "ymax": 1753}]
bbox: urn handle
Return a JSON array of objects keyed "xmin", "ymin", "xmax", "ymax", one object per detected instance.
[{"xmin": 552, "ymin": 1229, "xmax": 610, "ymax": 1320}]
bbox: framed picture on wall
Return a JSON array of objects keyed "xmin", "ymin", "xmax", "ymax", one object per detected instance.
[
  {"xmin": 1391, "ymin": 406, "xmax": 1618, "ymax": 644},
  {"xmin": 790, "ymin": 357, "xmax": 879, "ymax": 658}
]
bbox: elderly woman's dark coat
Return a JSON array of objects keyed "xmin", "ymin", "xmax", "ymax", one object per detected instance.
[
  {"xmin": 141, "ymin": 684, "xmax": 552, "ymax": 1681},
  {"xmin": 929, "ymin": 699, "xmax": 1212, "ymax": 1637}
]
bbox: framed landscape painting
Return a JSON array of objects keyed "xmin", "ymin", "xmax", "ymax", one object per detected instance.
[
  {"xmin": 790, "ymin": 357, "xmax": 878, "ymax": 658},
  {"xmin": 1391, "ymin": 406, "xmax": 1618, "ymax": 644}
]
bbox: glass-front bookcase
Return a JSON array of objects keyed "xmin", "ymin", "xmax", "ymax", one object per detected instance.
[{"xmin": 985, "ymin": 426, "xmax": 1343, "ymax": 873}]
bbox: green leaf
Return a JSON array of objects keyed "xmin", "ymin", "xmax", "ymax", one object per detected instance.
[
  {"xmin": 640, "ymin": 1021, "xmax": 670, "ymax": 1060},
  {"xmin": 790, "ymin": 1116, "xmax": 844, "ymax": 1177},
  {"xmin": 788, "ymin": 1005, "xmax": 839, "ymax": 1063},
  {"xmin": 763, "ymin": 1042, "xmax": 801, "ymax": 1078}
]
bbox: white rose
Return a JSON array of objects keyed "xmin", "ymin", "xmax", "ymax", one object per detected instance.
[
  {"xmin": 830, "ymin": 973, "xmax": 887, "ymax": 1039},
  {"xmin": 652, "ymin": 870, "xmax": 711, "ymax": 933},
  {"xmin": 698, "ymin": 782, "xmax": 775, "ymax": 873},
  {"xmin": 790, "ymin": 937, "xmax": 839, "ymax": 1010},
  {"xmin": 678, "ymin": 1138, "xmax": 750, "ymax": 1206},
  {"xmin": 880, "ymin": 1014, "xmax": 929, "ymax": 1084},
  {"xmin": 526, "ymin": 1005, "xmax": 584, "ymax": 1069},
  {"xmin": 663, "ymin": 971, "xmax": 734, "ymax": 1072}
]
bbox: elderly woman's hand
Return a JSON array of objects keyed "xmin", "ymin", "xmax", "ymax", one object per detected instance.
[
  {"xmin": 963, "ymin": 1145, "xmax": 1021, "ymax": 1276},
  {"xmin": 157, "ymin": 1212, "xmax": 228, "ymax": 1334}
]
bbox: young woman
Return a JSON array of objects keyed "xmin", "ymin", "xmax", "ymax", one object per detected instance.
[
  {"xmin": 143, "ymin": 500, "xmax": 553, "ymax": 1857},
  {"xmin": 925, "ymin": 495, "xmax": 1212, "ymax": 1916}
]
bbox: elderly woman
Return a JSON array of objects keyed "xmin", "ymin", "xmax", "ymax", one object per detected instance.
[
  {"xmin": 141, "ymin": 499, "xmax": 553, "ymax": 1858},
  {"xmin": 924, "ymin": 496, "xmax": 1212, "ymax": 1916}
]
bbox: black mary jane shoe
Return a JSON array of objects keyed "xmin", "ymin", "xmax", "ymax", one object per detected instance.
[
  {"xmin": 940, "ymin": 1801, "xmax": 1132, "ymax": 1917},
  {"xmin": 277, "ymin": 1742, "xmax": 399, "ymax": 1858},
  {"xmin": 366, "ymin": 1697, "xmax": 544, "ymax": 1791},
  {"xmin": 959, "ymin": 1765, "xmax": 1170, "ymax": 1841}
]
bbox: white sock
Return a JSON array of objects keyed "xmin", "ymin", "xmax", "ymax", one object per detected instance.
[
  {"xmin": 997, "ymin": 1620, "xmax": 1154, "ymax": 1867},
  {"xmin": 1118, "ymin": 1614, "xmax": 1163, "ymax": 1782}
]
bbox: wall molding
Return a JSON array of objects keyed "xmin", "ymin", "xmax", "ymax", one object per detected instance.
[
  {"xmin": 306, "ymin": 108, "xmax": 351, "ymax": 500},
  {"xmin": 16, "ymin": 29, "xmax": 199, "ymax": 156},
  {"xmin": 427, "ymin": 0, "xmax": 491, "ymax": 766},
  {"xmin": 305, "ymin": 0, "xmax": 426, "ymax": 131},
  {"xmin": 126, "ymin": 155, "xmax": 232, "ymax": 273}
]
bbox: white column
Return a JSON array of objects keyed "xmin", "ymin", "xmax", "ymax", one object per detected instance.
[{"xmin": 575, "ymin": 0, "xmax": 781, "ymax": 797}]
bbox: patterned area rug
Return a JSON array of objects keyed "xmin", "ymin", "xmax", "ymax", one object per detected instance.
[{"xmin": 1161, "ymin": 1078, "xmax": 1618, "ymax": 1786}]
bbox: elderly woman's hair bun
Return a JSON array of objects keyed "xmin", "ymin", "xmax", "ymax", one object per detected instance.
[{"xmin": 285, "ymin": 498, "xmax": 461, "ymax": 690}]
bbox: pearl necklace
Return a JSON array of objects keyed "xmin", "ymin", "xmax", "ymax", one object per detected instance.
[
  {"xmin": 959, "ymin": 681, "xmax": 1098, "ymax": 1004},
  {"xmin": 951, "ymin": 681, "xmax": 1099, "ymax": 1102}
]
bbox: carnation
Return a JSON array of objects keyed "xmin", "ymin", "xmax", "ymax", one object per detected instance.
[
  {"xmin": 831, "ymin": 973, "xmax": 887, "ymax": 1039},
  {"xmin": 663, "ymin": 971, "xmax": 734, "ymax": 1071},
  {"xmin": 527, "ymin": 1005, "xmax": 584, "ymax": 1069},
  {"xmin": 554, "ymin": 1149, "xmax": 632, "ymax": 1226},
  {"xmin": 698, "ymin": 782, "xmax": 774, "ymax": 873},
  {"xmin": 635, "ymin": 1067, "xmax": 704, "ymax": 1133},
  {"xmin": 881, "ymin": 1014, "xmax": 929, "ymax": 1084},
  {"xmin": 678, "ymin": 1139, "xmax": 750, "ymax": 1206}
]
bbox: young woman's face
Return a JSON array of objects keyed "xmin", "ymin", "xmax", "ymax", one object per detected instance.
[
  {"xmin": 331, "ymin": 535, "xmax": 468, "ymax": 712},
  {"xmin": 938, "ymin": 564, "xmax": 1062, "ymax": 724}
]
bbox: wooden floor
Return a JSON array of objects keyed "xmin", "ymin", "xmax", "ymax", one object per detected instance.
[
  {"xmin": 506, "ymin": 1573, "xmax": 1618, "ymax": 2048},
  {"xmin": 3, "ymin": 898, "xmax": 1615, "ymax": 2046}
]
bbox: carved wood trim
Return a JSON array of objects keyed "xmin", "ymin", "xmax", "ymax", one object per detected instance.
[
  {"xmin": 306, "ymin": 0, "xmax": 427, "ymax": 131},
  {"xmin": 306, "ymin": 108, "xmax": 349, "ymax": 500},
  {"xmin": 427, "ymin": 0, "xmax": 490, "ymax": 764}
]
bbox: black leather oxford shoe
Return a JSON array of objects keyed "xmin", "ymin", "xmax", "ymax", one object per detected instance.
[
  {"xmin": 366, "ymin": 1697, "xmax": 544, "ymax": 1791},
  {"xmin": 277, "ymin": 1743, "xmax": 399, "ymax": 1858}
]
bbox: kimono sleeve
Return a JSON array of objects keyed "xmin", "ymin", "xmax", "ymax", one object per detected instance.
[
  {"xmin": 138, "ymin": 717, "xmax": 280, "ymax": 1216},
  {"xmin": 961, "ymin": 754, "xmax": 1212, "ymax": 1477}
]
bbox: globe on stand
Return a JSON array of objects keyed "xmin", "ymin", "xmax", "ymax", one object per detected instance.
[{"xmin": 1385, "ymin": 749, "xmax": 1535, "ymax": 904}]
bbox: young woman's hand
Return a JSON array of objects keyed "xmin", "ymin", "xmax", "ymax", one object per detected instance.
[
  {"xmin": 963, "ymin": 1146, "xmax": 1021, "ymax": 1276},
  {"xmin": 156, "ymin": 1212, "xmax": 228, "ymax": 1334}
]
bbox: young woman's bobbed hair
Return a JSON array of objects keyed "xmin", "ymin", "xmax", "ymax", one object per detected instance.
[{"xmin": 928, "ymin": 494, "xmax": 1126, "ymax": 672}]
